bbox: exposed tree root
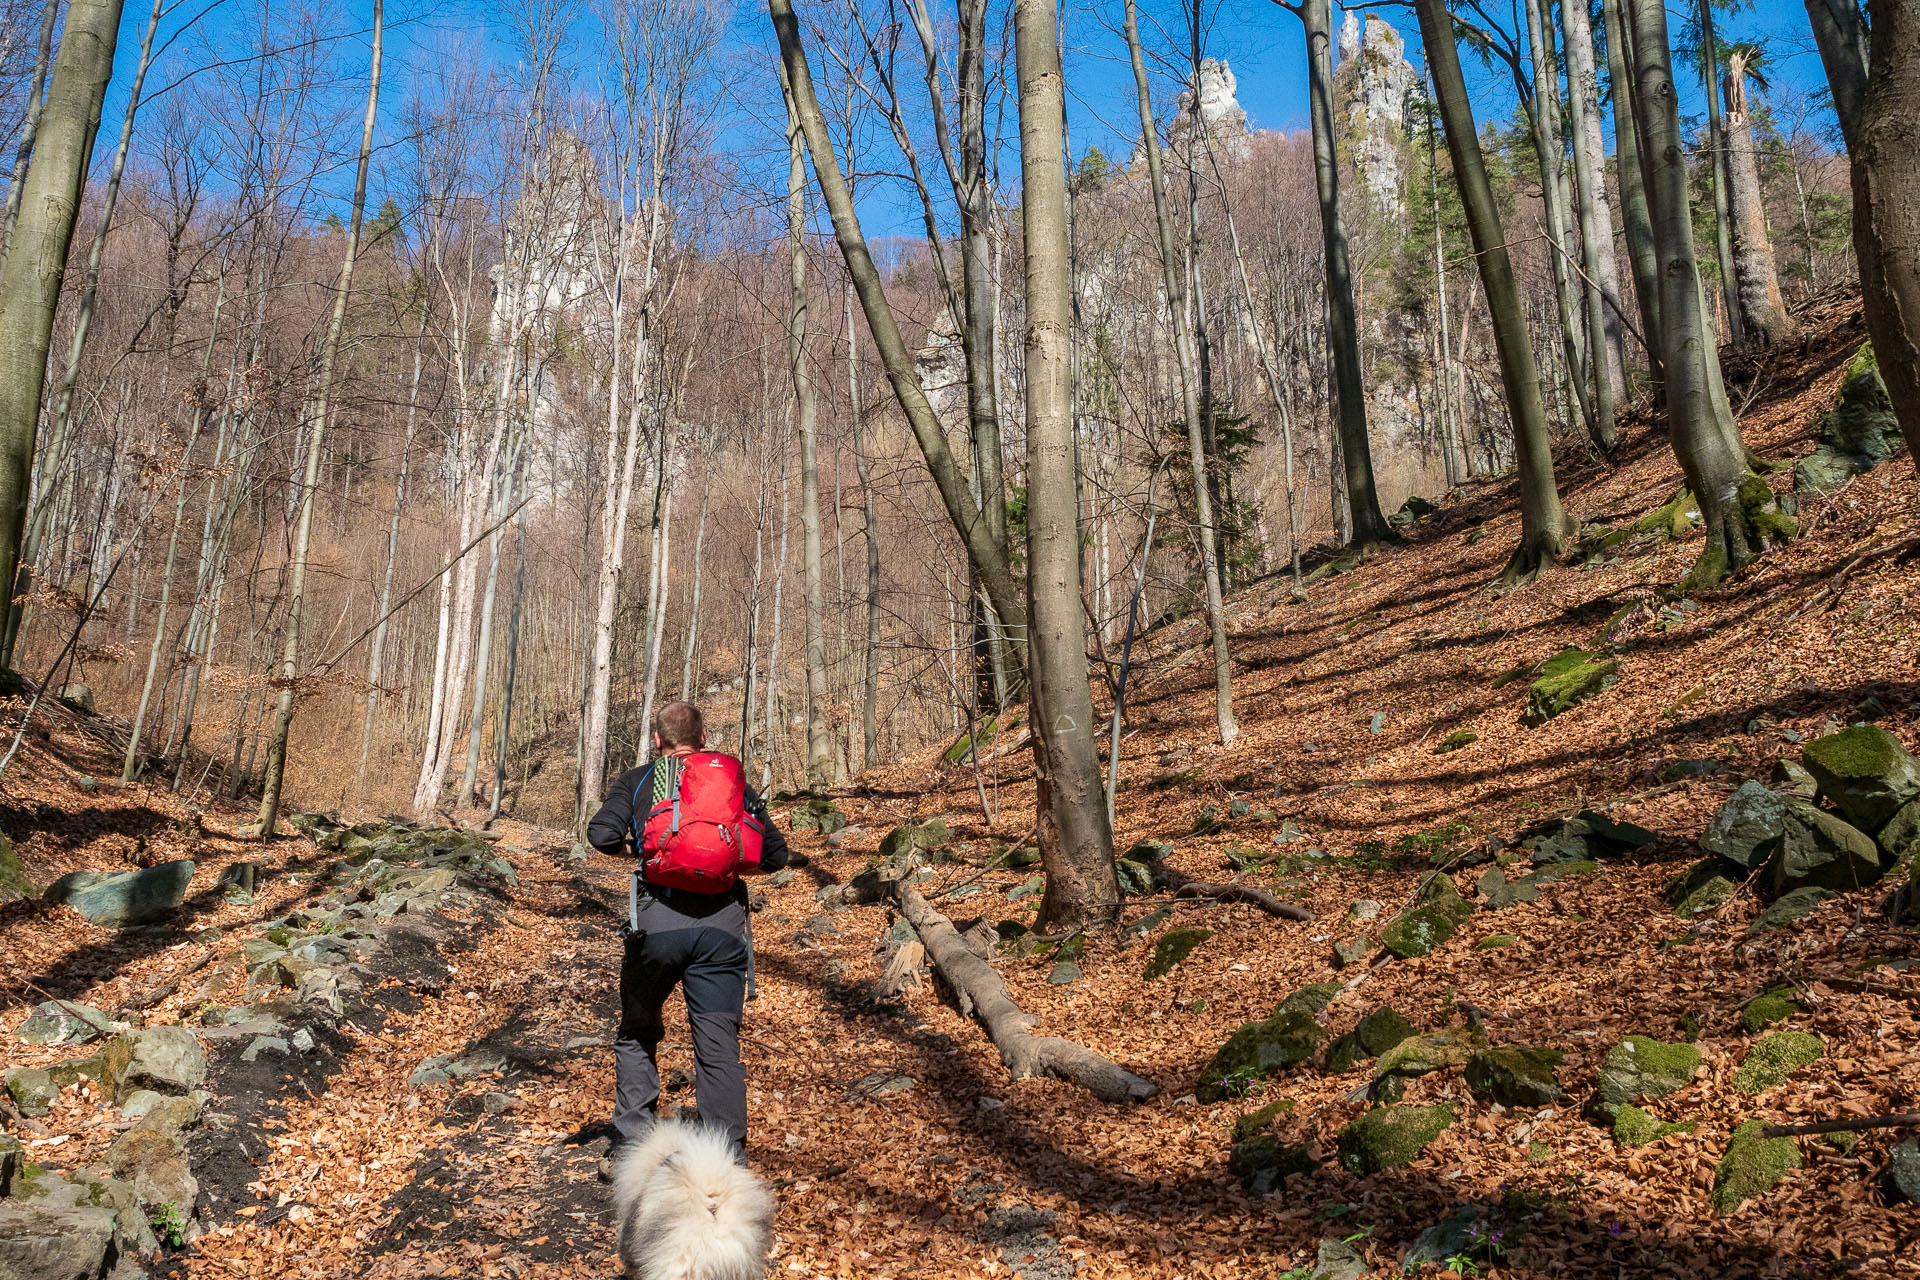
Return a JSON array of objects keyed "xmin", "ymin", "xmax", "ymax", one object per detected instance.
[{"xmin": 891, "ymin": 882, "xmax": 1158, "ymax": 1103}]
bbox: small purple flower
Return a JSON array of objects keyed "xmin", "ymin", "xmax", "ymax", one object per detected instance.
[{"xmin": 1609, "ymin": 1222, "xmax": 1624, "ymax": 1238}]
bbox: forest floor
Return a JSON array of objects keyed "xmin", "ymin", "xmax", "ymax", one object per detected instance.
[{"xmin": 3, "ymin": 297, "xmax": 1918, "ymax": 1279}]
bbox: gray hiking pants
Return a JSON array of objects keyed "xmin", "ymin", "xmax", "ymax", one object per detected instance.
[{"xmin": 613, "ymin": 885, "xmax": 750, "ymax": 1149}]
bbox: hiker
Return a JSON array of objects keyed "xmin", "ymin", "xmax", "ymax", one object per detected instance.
[{"xmin": 586, "ymin": 700, "xmax": 800, "ymax": 1164}]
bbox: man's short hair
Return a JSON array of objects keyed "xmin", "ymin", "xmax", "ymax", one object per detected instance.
[{"xmin": 654, "ymin": 701, "xmax": 704, "ymax": 748}]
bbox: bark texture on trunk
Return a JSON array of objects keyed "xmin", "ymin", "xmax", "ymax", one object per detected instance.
[
  {"xmin": 783, "ymin": 74, "xmax": 841, "ymax": 787},
  {"xmin": 1698, "ymin": 0, "xmax": 1744, "ymax": 344},
  {"xmin": 1562, "ymin": 0, "xmax": 1622, "ymax": 443},
  {"xmin": 1301, "ymin": 0, "xmax": 1392, "ymax": 547},
  {"xmin": 1415, "ymin": 0, "xmax": 1574, "ymax": 580},
  {"xmin": 1723, "ymin": 59, "xmax": 1792, "ymax": 346},
  {"xmin": 1806, "ymin": 0, "xmax": 1870, "ymax": 153},
  {"xmin": 0, "ymin": 0, "xmax": 129, "ymax": 651},
  {"xmin": 1627, "ymin": 0, "xmax": 1795, "ymax": 587},
  {"xmin": 1016, "ymin": 0, "xmax": 1120, "ymax": 932},
  {"xmin": 1853, "ymin": 0, "xmax": 1920, "ymax": 461},
  {"xmin": 1605, "ymin": 0, "xmax": 1665, "ymax": 371}
]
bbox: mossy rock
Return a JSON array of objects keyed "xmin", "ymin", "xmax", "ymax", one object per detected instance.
[
  {"xmin": 1379, "ymin": 876, "xmax": 1474, "ymax": 960},
  {"xmin": 1326, "ymin": 1007, "xmax": 1418, "ymax": 1074},
  {"xmin": 1880, "ymin": 799, "xmax": 1920, "ymax": 869},
  {"xmin": 0, "ymin": 836, "xmax": 37, "ymax": 902},
  {"xmin": 878, "ymin": 817, "xmax": 949, "ymax": 858},
  {"xmin": 1197, "ymin": 1010, "xmax": 1328, "ymax": 1102},
  {"xmin": 789, "ymin": 798, "xmax": 848, "ymax": 835},
  {"xmin": 1331, "ymin": 936, "xmax": 1374, "ymax": 969},
  {"xmin": 1732, "ymin": 1030, "xmax": 1824, "ymax": 1094},
  {"xmin": 1593, "ymin": 1035, "xmax": 1700, "ymax": 1115},
  {"xmin": 1712, "ymin": 1119, "xmax": 1802, "ymax": 1214},
  {"xmin": 1232, "ymin": 1095, "xmax": 1298, "ymax": 1142},
  {"xmin": 1465, "ymin": 1046, "xmax": 1564, "ymax": 1106},
  {"xmin": 1762, "ymin": 801, "xmax": 1882, "ymax": 898},
  {"xmin": 1122, "ymin": 839, "xmax": 1173, "ymax": 864},
  {"xmin": 1434, "ymin": 729, "xmax": 1479, "ymax": 755},
  {"xmin": 1801, "ymin": 725, "xmax": 1920, "ymax": 833},
  {"xmin": 1278, "ymin": 982, "xmax": 1342, "ymax": 1017},
  {"xmin": 1143, "ymin": 928, "xmax": 1211, "ymax": 981},
  {"xmin": 1336, "ymin": 1104, "xmax": 1456, "ymax": 1175},
  {"xmin": 1227, "ymin": 1133, "xmax": 1315, "ymax": 1194},
  {"xmin": 1524, "ymin": 648, "xmax": 1619, "ymax": 726},
  {"xmin": 1737, "ymin": 987, "xmax": 1799, "ymax": 1033},
  {"xmin": 1191, "ymin": 805, "xmax": 1226, "ymax": 836},
  {"xmin": 1665, "ymin": 859, "xmax": 1737, "ymax": 918},
  {"xmin": 1473, "ymin": 933, "xmax": 1517, "ymax": 950},
  {"xmin": 989, "ymin": 846, "xmax": 1041, "ymax": 870},
  {"xmin": 1794, "ymin": 362, "xmax": 1901, "ymax": 494},
  {"xmin": 1614, "ymin": 1103, "xmax": 1696, "ymax": 1148},
  {"xmin": 46, "ymin": 1036, "xmax": 133, "ymax": 1095},
  {"xmin": 1748, "ymin": 885, "xmax": 1833, "ymax": 932}
]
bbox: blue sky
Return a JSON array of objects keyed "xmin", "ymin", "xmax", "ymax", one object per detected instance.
[{"xmin": 95, "ymin": 0, "xmax": 1838, "ymax": 240}]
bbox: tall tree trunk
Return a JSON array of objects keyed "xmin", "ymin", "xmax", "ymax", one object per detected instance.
[
  {"xmin": 1852, "ymin": 0, "xmax": 1920, "ymax": 461},
  {"xmin": 678, "ymin": 461, "xmax": 713, "ymax": 701},
  {"xmin": 491, "ymin": 494, "xmax": 528, "ymax": 818},
  {"xmin": 848, "ymin": 284, "xmax": 881, "ymax": 771},
  {"xmin": 1297, "ymin": 0, "xmax": 1393, "ymax": 546},
  {"xmin": 1627, "ymin": 0, "xmax": 1794, "ymax": 587},
  {"xmin": 1698, "ymin": 0, "xmax": 1744, "ymax": 344},
  {"xmin": 1605, "ymin": 0, "xmax": 1666, "ymax": 371},
  {"xmin": 1522, "ymin": 0, "xmax": 1597, "ymax": 441},
  {"xmin": 0, "ymin": 0, "xmax": 61, "ymax": 262},
  {"xmin": 1562, "ymin": 0, "xmax": 1622, "ymax": 443},
  {"xmin": 123, "ymin": 273, "xmax": 224, "ymax": 781},
  {"xmin": 782, "ymin": 73, "xmax": 840, "ymax": 787},
  {"xmin": 1121, "ymin": 0, "xmax": 1238, "ymax": 745},
  {"xmin": 356, "ymin": 309, "xmax": 427, "ymax": 796},
  {"xmin": 1805, "ymin": 0, "xmax": 1869, "ymax": 154},
  {"xmin": 0, "ymin": 0, "xmax": 130, "ymax": 668},
  {"xmin": 761, "ymin": 464, "xmax": 790, "ymax": 792},
  {"xmin": 459, "ymin": 441, "xmax": 515, "ymax": 801},
  {"xmin": 1015, "ymin": 0, "xmax": 1119, "ymax": 932},
  {"xmin": 255, "ymin": 0, "xmax": 382, "ymax": 835},
  {"xmin": 1415, "ymin": 0, "xmax": 1575, "ymax": 581},
  {"xmin": 1723, "ymin": 59, "xmax": 1793, "ymax": 344},
  {"xmin": 768, "ymin": 0, "xmax": 1026, "ymax": 665},
  {"xmin": 636, "ymin": 460, "xmax": 672, "ymax": 767}
]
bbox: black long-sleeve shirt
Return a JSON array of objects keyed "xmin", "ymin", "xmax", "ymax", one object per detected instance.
[{"xmin": 586, "ymin": 754, "xmax": 794, "ymax": 873}]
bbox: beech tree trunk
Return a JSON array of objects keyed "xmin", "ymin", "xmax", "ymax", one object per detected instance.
[
  {"xmin": 1017, "ymin": 0, "xmax": 1120, "ymax": 931},
  {"xmin": 1806, "ymin": 0, "xmax": 1869, "ymax": 153},
  {"xmin": 1298, "ymin": 0, "xmax": 1392, "ymax": 548},
  {"xmin": 1723, "ymin": 59, "xmax": 1793, "ymax": 346},
  {"xmin": 783, "ymin": 72, "xmax": 841, "ymax": 787},
  {"xmin": 0, "ymin": 0, "xmax": 129, "ymax": 667},
  {"xmin": 1698, "ymin": 0, "xmax": 1744, "ymax": 344},
  {"xmin": 1122, "ymin": 0, "xmax": 1238, "ymax": 746},
  {"xmin": 1605, "ymin": 0, "xmax": 1666, "ymax": 371},
  {"xmin": 769, "ymin": 0, "xmax": 1027, "ymax": 667},
  {"xmin": 847, "ymin": 284, "xmax": 881, "ymax": 771},
  {"xmin": 256, "ymin": 1, "xmax": 382, "ymax": 834},
  {"xmin": 1627, "ymin": 0, "xmax": 1794, "ymax": 587},
  {"xmin": 1562, "ymin": 0, "xmax": 1623, "ymax": 441},
  {"xmin": 1415, "ymin": 0, "xmax": 1574, "ymax": 581},
  {"xmin": 1852, "ymin": 0, "xmax": 1920, "ymax": 461},
  {"xmin": 1522, "ymin": 0, "xmax": 1598, "ymax": 441}
]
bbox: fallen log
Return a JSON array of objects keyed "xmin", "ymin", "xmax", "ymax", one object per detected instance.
[
  {"xmin": 892, "ymin": 883, "xmax": 1157, "ymax": 1103},
  {"xmin": 1173, "ymin": 880, "xmax": 1314, "ymax": 921}
]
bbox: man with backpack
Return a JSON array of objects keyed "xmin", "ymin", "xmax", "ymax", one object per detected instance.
[{"xmin": 585, "ymin": 700, "xmax": 800, "ymax": 1162}]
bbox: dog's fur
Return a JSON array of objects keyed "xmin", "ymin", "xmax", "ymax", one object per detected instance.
[{"xmin": 611, "ymin": 1120, "xmax": 774, "ymax": 1280}]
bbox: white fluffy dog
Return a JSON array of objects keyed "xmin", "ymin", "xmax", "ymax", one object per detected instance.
[{"xmin": 611, "ymin": 1119, "xmax": 774, "ymax": 1280}]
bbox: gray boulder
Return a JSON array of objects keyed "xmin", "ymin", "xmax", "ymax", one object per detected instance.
[
  {"xmin": 16, "ymin": 1001, "xmax": 112, "ymax": 1046},
  {"xmin": 1750, "ymin": 885, "xmax": 1834, "ymax": 932},
  {"xmin": 1884, "ymin": 1137, "xmax": 1920, "ymax": 1205},
  {"xmin": 1700, "ymin": 781, "xmax": 1882, "ymax": 895},
  {"xmin": 1702, "ymin": 782, "xmax": 1794, "ymax": 870},
  {"xmin": 1770, "ymin": 759, "xmax": 1819, "ymax": 799},
  {"xmin": 121, "ymin": 1025, "xmax": 206, "ymax": 1097},
  {"xmin": 4, "ymin": 1068, "xmax": 54, "ymax": 1117},
  {"xmin": 1592, "ymin": 1035, "xmax": 1700, "ymax": 1119},
  {"xmin": 1801, "ymin": 725, "xmax": 1920, "ymax": 833},
  {"xmin": 45, "ymin": 859, "xmax": 197, "ymax": 928},
  {"xmin": 1793, "ymin": 362, "xmax": 1903, "ymax": 494},
  {"xmin": 57, "ymin": 684, "xmax": 94, "ymax": 714},
  {"xmin": 0, "ymin": 1201, "xmax": 132, "ymax": 1280}
]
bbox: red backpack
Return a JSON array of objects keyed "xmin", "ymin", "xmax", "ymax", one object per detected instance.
[{"xmin": 634, "ymin": 752, "xmax": 764, "ymax": 893}]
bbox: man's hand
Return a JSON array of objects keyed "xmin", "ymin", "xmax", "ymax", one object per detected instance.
[{"xmin": 784, "ymin": 849, "xmax": 810, "ymax": 868}]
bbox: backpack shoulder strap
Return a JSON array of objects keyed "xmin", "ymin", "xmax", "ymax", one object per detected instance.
[{"xmin": 628, "ymin": 762, "xmax": 658, "ymax": 843}]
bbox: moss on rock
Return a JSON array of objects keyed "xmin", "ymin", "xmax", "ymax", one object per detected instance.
[
  {"xmin": 1434, "ymin": 729, "xmax": 1479, "ymax": 755},
  {"xmin": 1465, "ymin": 1046, "xmax": 1565, "ymax": 1107},
  {"xmin": 1197, "ymin": 1010, "xmax": 1327, "ymax": 1101},
  {"xmin": 1614, "ymin": 1103, "xmax": 1697, "ymax": 1148},
  {"xmin": 1143, "ymin": 928, "xmax": 1211, "ymax": 981},
  {"xmin": 1326, "ymin": 1007, "xmax": 1418, "ymax": 1074},
  {"xmin": 1801, "ymin": 725, "xmax": 1920, "ymax": 833},
  {"xmin": 1227, "ymin": 1133, "xmax": 1314, "ymax": 1194},
  {"xmin": 1524, "ymin": 648, "xmax": 1620, "ymax": 726},
  {"xmin": 1737, "ymin": 987, "xmax": 1799, "ymax": 1033},
  {"xmin": 1278, "ymin": 982, "xmax": 1343, "ymax": 1016},
  {"xmin": 1665, "ymin": 859, "xmax": 1737, "ymax": 918},
  {"xmin": 1593, "ymin": 1036, "xmax": 1700, "ymax": 1116},
  {"xmin": 1473, "ymin": 933, "xmax": 1517, "ymax": 950},
  {"xmin": 1336, "ymin": 1104, "xmax": 1456, "ymax": 1175},
  {"xmin": 0, "ymin": 836, "xmax": 36, "ymax": 902},
  {"xmin": 1712, "ymin": 1119, "xmax": 1802, "ymax": 1214},
  {"xmin": 1732, "ymin": 1030, "xmax": 1824, "ymax": 1094},
  {"xmin": 1380, "ymin": 874, "xmax": 1475, "ymax": 960}
]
